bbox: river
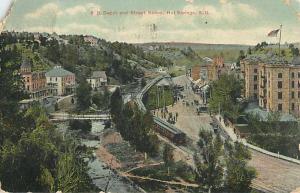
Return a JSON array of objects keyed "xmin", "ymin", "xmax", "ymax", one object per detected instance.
[{"xmin": 56, "ymin": 121, "xmax": 144, "ymax": 193}]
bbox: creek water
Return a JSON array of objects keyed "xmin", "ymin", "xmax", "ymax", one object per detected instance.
[{"xmin": 56, "ymin": 121, "xmax": 143, "ymax": 193}]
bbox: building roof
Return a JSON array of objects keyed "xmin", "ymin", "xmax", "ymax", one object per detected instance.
[
  {"xmin": 157, "ymin": 78, "xmax": 172, "ymax": 86},
  {"xmin": 20, "ymin": 59, "xmax": 32, "ymax": 68},
  {"xmin": 46, "ymin": 66, "xmax": 74, "ymax": 77},
  {"xmin": 291, "ymin": 56, "xmax": 300, "ymax": 65},
  {"xmin": 90, "ymin": 71, "xmax": 107, "ymax": 79},
  {"xmin": 243, "ymin": 54, "xmax": 289, "ymax": 65}
]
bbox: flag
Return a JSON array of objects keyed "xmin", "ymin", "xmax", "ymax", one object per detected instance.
[{"xmin": 267, "ymin": 29, "xmax": 280, "ymax": 37}]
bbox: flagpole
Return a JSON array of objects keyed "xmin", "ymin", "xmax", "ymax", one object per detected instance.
[{"xmin": 279, "ymin": 24, "xmax": 282, "ymax": 57}]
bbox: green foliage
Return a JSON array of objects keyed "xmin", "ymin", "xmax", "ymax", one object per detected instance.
[
  {"xmin": 0, "ymin": 47, "xmax": 24, "ymax": 118},
  {"xmin": 247, "ymin": 113, "xmax": 300, "ymax": 158},
  {"xmin": 194, "ymin": 131, "xmax": 255, "ymax": 192},
  {"xmin": 76, "ymin": 79, "xmax": 92, "ymax": 111},
  {"xmin": 110, "ymin": 89, "xmax": 160, "ymax": 156},
  {"xmin": 0, "ymin": 47, "xmax": 95, "ymax": 192},
  {"xmin": 195, "ymin": 130, "xmax": 224, "ymax": 192},
  {"xmin": 143, "ymin": 86, "xmax": 174, "ymax": 110},
  {"xmin": 92, "ymin": 88, "xmax": 110, "ymax": 109},
  {"xmin": 69, "ymin": 120, "xmax": 92, "ymax": 133},
  {"xmin": 225, "ymin": 142, "xmax": 256, "ymax": 193},
  {"xmin": 163, "ymin": 144, "xmax": 175, "ymax": 167},
  {"xmin": 56, "ymin": 152, "xmax": 94, "ymax": 193},
  {"xmin": 109, "ymin": 87, "xmax": 123, "ymax": 123},
  {"xmin": 208, "ymin": 74, "xmax": 243, "ymax": 119},
  {"xmin": 289, "ymin": 44, "xmax": 300, "ymax": 56}
]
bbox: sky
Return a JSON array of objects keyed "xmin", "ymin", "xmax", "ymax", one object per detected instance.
[
  {"xmin": 2, "ymin": 0, "xmax": 300, "ymax": 45},
  {"xmin": 0, "ymin": 0, "xmax": 12, "ymax": 20}
]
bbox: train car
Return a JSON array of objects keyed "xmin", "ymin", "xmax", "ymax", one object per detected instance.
[{"xmin": 153, "ymin": 117, "xmax": 186, "ymax": 145}]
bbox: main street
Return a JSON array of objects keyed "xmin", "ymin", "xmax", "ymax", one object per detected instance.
[{"xmin": 164, "ymin": 75, "xmax": 300, "ymax": 193}]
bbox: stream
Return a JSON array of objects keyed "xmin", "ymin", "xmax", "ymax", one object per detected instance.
[{"xmin": 56, "ymin": 121, "xmax": 144, "ymax": 193}]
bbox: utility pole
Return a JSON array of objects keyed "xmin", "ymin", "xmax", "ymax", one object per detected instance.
[
  {"xmin": 163, "ymin": 86, "xmax": 166, "ymax": 111},
  {"xmin": 279, "ymin": 24, "xmax": 282, "ymax": 57}
]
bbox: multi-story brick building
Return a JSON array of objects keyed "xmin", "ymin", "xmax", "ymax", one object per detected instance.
[
  {"xmin": 20, "ymin": 60, "xmax": 48, "ymax": 100},
  {"xmin": 241, "ymin": 55, "xmax": 300, "ymax": 116},
  {"xmin": 207, "ymin": 56, "xmax": 227, "ymax": 81}
]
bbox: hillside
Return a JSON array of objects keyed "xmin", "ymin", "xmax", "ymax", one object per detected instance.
[{"xmin": 0, "ymin": 32, "xmax": 173, "ymax": 84}]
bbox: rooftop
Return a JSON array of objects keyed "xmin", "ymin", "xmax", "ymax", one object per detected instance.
[
  {"xmin": 90, "ymin": 71, "xmax": 107, "ymax": 79},
  {"xmin": 46, "ymin": 66, "xmax": 74, "ymax": 77},
  {"xmin": 20, "ymin": 59, "xmax": 32, "ymax": 68}
]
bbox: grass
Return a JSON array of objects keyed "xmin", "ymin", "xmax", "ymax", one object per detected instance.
[
  {"xmin": 7, "ymin": 43, "xmax": 50, "ymax": 71},
  {"xmin": 143, "ymin": 86, "xmax": 174, "ymax": 110}
]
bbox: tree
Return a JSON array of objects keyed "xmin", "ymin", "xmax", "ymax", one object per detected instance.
[
  {"xmin": 69, "ymin": 120, "xmax": 92, "ymax": 133},
  {"xmin": 236, "ymin": 50, "xmax": 246, "ymax": 66},
  {"xmin": 247, "ymin": 47, "xmax": 252, "ymax": 55},
  {"xmin": 208, "ymin": 74, "xmax": 243, "ymax": 118},
  {"xmin": 92, "ymin": 88, "xmax": 110, "ymax": 109},
  {"xmin": 56, "ymin": 152, "xmax": 94, "ymax": 193},
  {"xmin": 76, "ymin": 79, "xmax": 92, "ymax": 111},
  {"xmin": 163, "ymin": 144, "xmax": 175, "ymax": 175},
  {"xmin": 110, "ymin": 87, "xmax": 123, "ymax": 123},
  {"xmin": 225, "ymin": 142, "xmax": 256, "ymax": 193},
  {"xmin": 194, "ymin": 130, "xmax": 223, "ymax": 193}
]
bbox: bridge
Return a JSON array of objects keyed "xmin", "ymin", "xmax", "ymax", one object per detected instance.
[{"xmin": 49, "ymin": 113, "xmax": 111, "ymax": 122}]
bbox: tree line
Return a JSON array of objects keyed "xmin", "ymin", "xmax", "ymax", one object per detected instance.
[
  {"xmin": 0, "ymin": 45, "xmax": 97, "ymax": 192},
  {"xmin": 110, "ymin": 88, "xmax": 160, "ymax": 156}
]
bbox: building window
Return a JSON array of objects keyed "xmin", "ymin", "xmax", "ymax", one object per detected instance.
[
  {"xmin": 254, "ymin": 75, "xmax": 257, "ymax": 81},
  {"xmin": 278, "ymin": 81, "xmax": 282, "ymax": 89},
  {"xmin": 292, "ymin": 103, "xmax": 295, "ymax": 111},
  {"xmin": 55, "ymin": 77, "xmax": 57, "ymax": 82},
  {"xmin": 254, "ymin": 68, "xmax": 258, "ymax": 73},
  {"xmin": 292, "ymin": 72, "xmax": 295, "ymax": 78},
  {"xmin": 278, "ymin": 104, "xmax": 282, "ymax": 111},
  {"xmin": 298, "ymin": 72, "xmax": 300, "ymax": 78},
  {"xmin": 278, "ymin": 73, "xmax": 282, "ymax": 78},
  {"xmin": 298, "ymin": 91, "xmax": 300, "ymax": 98},
  {"xmin": 278, "ymin": 92, "xmax": 282, "ymax": 99},
  {"xmin": 292, "ymin": 81, "xmax": 295, "ymax": 88},
  {"xmin": 292, "ymin": 91, "xmax": 295, "ymax": 99},
  {"xmin": 254, "ymin": 84, "xmax": 257, "ymax": 90}
]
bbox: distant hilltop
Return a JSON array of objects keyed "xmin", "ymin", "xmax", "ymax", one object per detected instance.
[{"xmin": 136, "ymin": 41, "xmax": 300, "ymax": 50}]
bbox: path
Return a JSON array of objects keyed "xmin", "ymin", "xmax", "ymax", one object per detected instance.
[
  {"xmin": 49, "ymin": 113, "xmax": 110, "ymax": 121},
  {"xmin": 121, "ymin": 173, "xmax": 199, "ymax": 188}
]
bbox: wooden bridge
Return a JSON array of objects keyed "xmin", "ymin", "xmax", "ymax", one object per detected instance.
[{"xmin": 49, "ymin": 113, "xmax": 111, "ymax": 122}]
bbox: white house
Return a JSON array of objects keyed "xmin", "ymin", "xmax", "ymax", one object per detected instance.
[
  {"xmin": 46, "ymin": 66, "xmax": 76, "ymax": 96},
  {"xmin": 87, "ymin": 71, "xmax": 107, "ymax": 90}
]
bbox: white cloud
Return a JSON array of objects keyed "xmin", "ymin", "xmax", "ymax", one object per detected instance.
[
  {"xmin": 238, "ymin": 3, "xmax": 258, "ymax": 16},
  {"xmin": 219, "ymin": 0, "xmax": 228, "ymax": 4},
  {"xmin": 25, "ymin": 3, "xmax": 59, "ymax": 19},
  {"xmin": 64, "ymin": 5, "xmax": 87, "ymax": 16},
  {"xmin": 25, "ymin": 2, "xmax": 102, "ymax": 19}
]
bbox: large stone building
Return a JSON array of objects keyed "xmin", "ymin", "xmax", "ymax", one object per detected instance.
[
  {"xmin": 20, "ymin": 60, "xmax": 48, "ymax": 100},
  {"xmin": 241, "ymin": 55, "xmax": 300, "ymax": 116},
  {"xmin": 207, "ymin": 56, "xmax": 228, "ymax": 81},
  {"xmin": 46, "ymin": 66, "xmax": 76, "ymax": 96},
  {"xmin": 86, "ymin": 71, "xmax": 107, "ymax": 90}
]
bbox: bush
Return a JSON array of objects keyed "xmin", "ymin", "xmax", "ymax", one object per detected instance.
[{"xmin": 69, "ymin": 120, "xmax": 92, "ymax": 133}]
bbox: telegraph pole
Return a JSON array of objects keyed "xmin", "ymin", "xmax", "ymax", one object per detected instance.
[{"xmin": 279, "ymin": 24, "xmax": 282, "ymax": 57}]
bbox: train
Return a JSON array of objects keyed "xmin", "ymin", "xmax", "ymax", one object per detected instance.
[{"xmin": 153, "ymin": 116, "xmax": 186, "ymax": 145}]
